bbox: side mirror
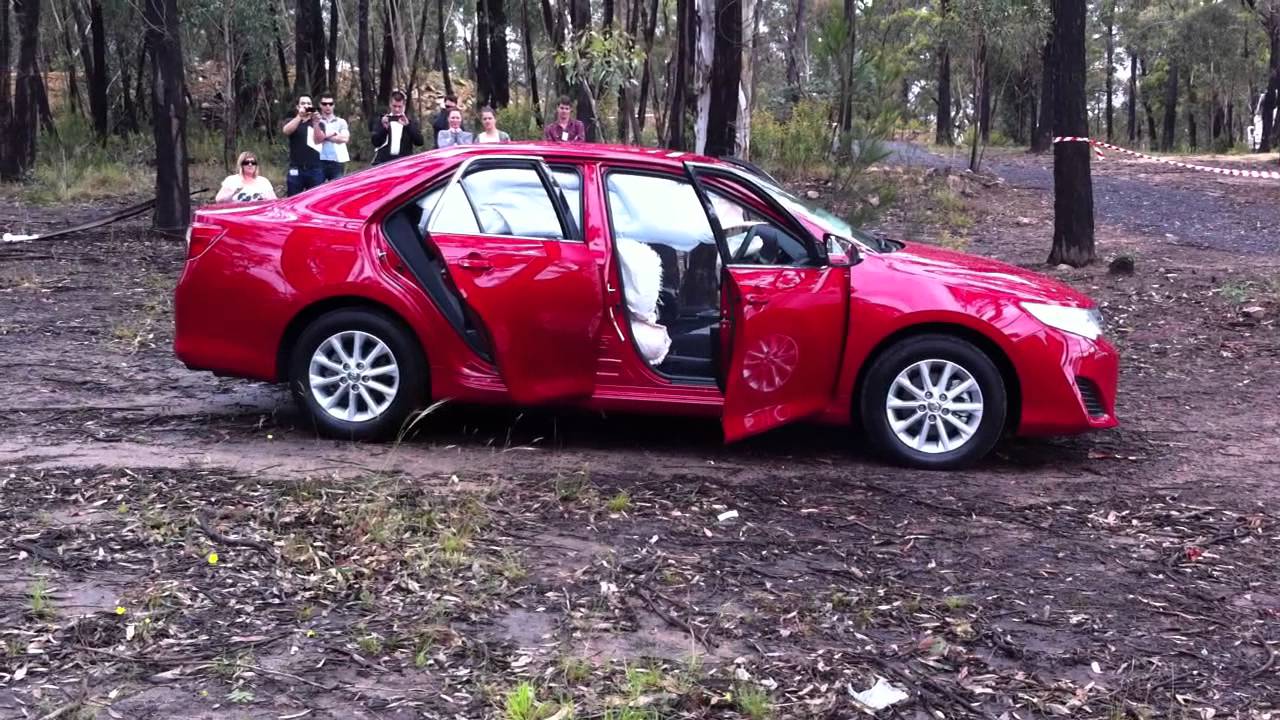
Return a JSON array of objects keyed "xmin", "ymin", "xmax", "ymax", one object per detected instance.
[{"xmin": 825, "ymin": 233, "xmax": 858, "ymax": 267}]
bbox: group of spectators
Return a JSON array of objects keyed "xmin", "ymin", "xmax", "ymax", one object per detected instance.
[{"xmin": 217, "ymin": 90, "xmax": 591, "ymax": 203}]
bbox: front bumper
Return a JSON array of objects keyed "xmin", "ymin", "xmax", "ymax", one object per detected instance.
[{"xmin": 1014, "ymin": 330, "xmax": 1119, "ymax": 436}]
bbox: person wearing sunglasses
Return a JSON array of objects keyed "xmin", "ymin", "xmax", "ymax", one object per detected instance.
[
  {"xmin": 316, "ymin": 95, "xmax": 350, "ymax": 181},
  {"xmin": 215, "ymin": 152, "xmax": 277, "ymax": 203},
  {"xmin": 282, "ymin": 94, "xmax": 325, "ymax": 196}
]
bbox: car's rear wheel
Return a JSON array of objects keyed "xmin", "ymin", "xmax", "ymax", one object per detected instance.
[
  {"xmin": 289, "ymin": 309, "xmax": 428, "ymax": 440},
  {"xmin": 859, "ymin": 334, "xmax": 1006, "ymax": 470}
]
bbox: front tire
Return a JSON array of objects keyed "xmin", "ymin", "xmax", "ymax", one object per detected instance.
[
  {"xmin": 859, "ymin": 334, "xmax": 1006, "ymax": 470},
  {"xmin": 289, "ymin": 309, "xmax": 428, "ymax": 440}
]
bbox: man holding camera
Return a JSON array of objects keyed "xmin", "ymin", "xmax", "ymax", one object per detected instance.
[
  {"xmin": 370, "ymin": 89, "xmax": 425, "ymax": 165},
  {"xmin": 282, "ymin": 95, "xmax": 325, "ymax": 196}
]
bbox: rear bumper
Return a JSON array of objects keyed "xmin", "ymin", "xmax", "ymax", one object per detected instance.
[{"xmin": 1016, "ymin": 331, "xmax": 1119, "ymax": 436}]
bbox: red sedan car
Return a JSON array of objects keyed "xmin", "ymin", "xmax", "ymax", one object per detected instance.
[{"xmin": 175, "ymin": 143, "xmax": 1117, "ymax": 469}]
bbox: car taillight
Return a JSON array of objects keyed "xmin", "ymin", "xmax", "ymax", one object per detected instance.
[{"xmin": 186, "ymin": 222, "xmax": 226, "ymax": 260}]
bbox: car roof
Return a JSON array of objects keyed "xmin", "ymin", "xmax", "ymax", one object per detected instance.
[
  {"xmin": 419, "ymin": 141, "xmax": 721, "ymax": 168},
  {"xmin": 285, "ymin": 143, "xmax": 738, "ymax": 218}
]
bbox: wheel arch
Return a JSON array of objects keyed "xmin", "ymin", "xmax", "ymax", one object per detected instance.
[
  {"xmin": 275, "ymin": 295, "xmax": 428, "ymax": 383},
  {"xmin": 851, "ymin": 322, "xmax": 1022, "ymax": 434}
]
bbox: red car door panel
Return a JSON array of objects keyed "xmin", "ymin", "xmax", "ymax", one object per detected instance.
[
  {"xmin": 683, "ymin": 161, "xmax": 849, "ymax": 441},
  {"xmin": 721, "ymin": 266, "xmax": 848, "ymax": 441},
  {"xmin": 423, "ymin": 157, "xmax": 603, "ymax": 405},
  {"xmin": 428, "ymin": 233, "xmax": 602, "ymax": 404}
]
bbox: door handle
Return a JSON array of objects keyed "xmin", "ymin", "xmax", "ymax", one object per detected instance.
[
  {"xmin": 458, "ymin": 254, "xmax": 492, "ymax": 272},
  {"xmin": 743, "ymin": 294, "xmax": 770, "ymax": 307}
]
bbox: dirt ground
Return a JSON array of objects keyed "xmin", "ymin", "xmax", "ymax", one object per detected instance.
[{"xmin": 1, "ymin": 149, "xmax": 1279, "ymax": 719}]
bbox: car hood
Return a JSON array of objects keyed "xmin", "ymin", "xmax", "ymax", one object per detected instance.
[{"xmin": 875, "ymin": 242, "xmax": 1093, "ymax": 307}]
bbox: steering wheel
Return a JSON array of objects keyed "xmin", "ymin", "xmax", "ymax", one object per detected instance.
[{"xmin": 730, "ymin": 224, "xmax": 762, "ymax": 263}]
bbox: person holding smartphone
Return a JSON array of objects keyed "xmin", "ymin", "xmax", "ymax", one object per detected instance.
[
  {"xmin": 281, "ymin": 95, "xmax": 325, "ymax": 196},
  {"xmin": 370, "ymin": 89, "xmax": 425, "ymax": 165}
]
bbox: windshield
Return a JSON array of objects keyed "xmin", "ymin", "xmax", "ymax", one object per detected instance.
[{"xmin": 754, "ymin": 176, "xmax": 897, "ymax": 253}]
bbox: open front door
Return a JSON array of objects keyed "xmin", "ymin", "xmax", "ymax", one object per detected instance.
[
  {"xmin": 424, "ymin": 156, "xmax": 602, "ymax": 404},
  {"xmin": 685, "ymin": 163, "xmax": 849, "ymax": 442}
]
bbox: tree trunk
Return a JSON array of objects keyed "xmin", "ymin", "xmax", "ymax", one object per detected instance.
[
  {"xmin": 1031, "ymin": 30, "xmax": 1055, "ymax": 152},
  {"xmin": 1048, "ymin": 0, "xmax": 1093, "ymax": 267},
  {"xmin": 438, "ymin": 0, "xmax": 452, "ymax": 94},
  {"xmin": 358, "ymin": 0, "xmax": 373, "ymax": 116},
  {"xmin": 693, "ymin": 0, "xmax": 713, "ymax": 151},
  {"xmin": 118, "ymin": 39, "xmax": 137, "ymax": 133},
  {"xmin": 667, "ymin": 0, "xmax": 690, "ymax": 150},
  {"xmin": 223, "ymin": 2, "xmax": 237, "ymax": 174},
  {"xmin": 0, "ymin": 0, "xmax": 9, "ymax": 138},
  {"xmin": 636, "ymin": 0, "xmax": 658, "ymax": 130},
  {"xmin": 63, "ymin": 0, "xmax": 86, "ymax": 117},
  {"xmin": 378, "ymin": 0, "xmax": 395, "ymax": 105},
  {"xmin": 570, "ymin": 0, "xmax": 596, "ymax": 139},
  {"xmin": 617, "ymin": 0, "xmax": 637, "ymax": 141},
  {"xmin": 296, "ymin": 0, "xmax": 326, "ymax": 94},
  {"xmin": 144, "ymin": 0, "xmax": 189, "ymax": 232},
  {"xmin": 735, "ymin": 0, "xmax": 757, "ymax": 157},
  {"xmin": 271, "ymin": 0, "xmax": 290, "ymax": 92},
  {"xmin": 1160, "ymin": 61, "xmax": 1178, "ymax": 151},
  {"xmin": 406, "ymin": 0, "xmax": 433, "ymax": 104},
  {"xmin": 1260, "ymin": 18, "xmax": 1279, "ymax": 153},
  {"xmin": 1126, "ymin": 51, "xmax": 1137, "ymax": 144},
  {"xmin": 935, "ymin": 0, "xmax": 951, "ymax": 145},
  {"xmin": 521, "ymin": 0, "xmax": 540, "ymax": 122},
  {"xmin": 1184, "ymin": 70, "xmax": 1197, "ymax": 151},
  {"xmin": 1, "ymin": 0, "xmax": 38, "ymax": 180},
  {"xmin": 977, "ymin": 33, "xmax": 990, "ymax": 145},
  {"xmin": 475, "ymin": 0, "xmax": 491, "ymax": 106},
  {"xmin": 489, "ymin": 0, "xmax": 509, "ymax": 107},
  {"xmin": 328, "ymin": 0, "xmax": 339, "ymax": 93},
  {"xmin": 1103, "ymin": 0, "xmax": 1114, "ymax": 142},
  {"xmin": 836, "ymin": 0, "xmax": 855, "ymax": 133},
  {"xmin": 785, "ymin": 0, "xmax": 806, "ymax": 101},
  {"xmin": 702, "ymin": 0, "xmax": 739, "ymax": 157}
]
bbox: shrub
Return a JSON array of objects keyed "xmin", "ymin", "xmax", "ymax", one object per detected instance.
[{"xmin": 498, "ymin": 102, "xmax": 544, "ymax": 141}]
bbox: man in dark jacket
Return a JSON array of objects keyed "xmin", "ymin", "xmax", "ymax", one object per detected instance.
[
  {"xmin": 370, "ymin": 89, "xmax": 425, "ymax": 165},
  {"xmin": 430, "ymin": 94, "xmax": 459, "ymax": 149}
]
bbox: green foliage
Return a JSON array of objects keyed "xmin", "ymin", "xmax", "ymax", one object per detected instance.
[
  {"xmin": 751, "ymin": 100, "xmax": 833, "ymax": 181},
  {"xmin": 498, "ymin": 102, "xmax": 544, "ymax": 141},
  {"xmin": 555, "ymin": 30, "xmax": 646, "ymax": 97},
  {"xmin": 734, "ymin": 683, "xmax": 774, "ymax": 719},
  {"xmin": 503, "ymin": 681, "xmax": 563, "ymax": 720},
  {"xmin": 606, "ymin": 490, "xmax": 631, "ymax": 513}
]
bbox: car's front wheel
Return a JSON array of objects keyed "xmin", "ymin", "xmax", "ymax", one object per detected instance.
[
  {"xmin": 860, "ymin": 334, "xmax": 1006, "ymax": 470},
  {"xmin": 289, "ymin": 309, "xmax": 428, "ymax": 440}
]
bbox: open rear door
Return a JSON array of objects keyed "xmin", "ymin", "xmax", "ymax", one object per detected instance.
[
  {"xmin": 685, "ymin": 162, "xmax": 848, "ymax": 442},
  {"xmin": 424, "ymin": 156, "xmax": 602, "ymax": 404}
]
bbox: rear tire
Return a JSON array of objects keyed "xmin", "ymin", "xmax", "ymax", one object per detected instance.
[
  {"xmin": 859, "ymin": 334, "xmax": 1006, "ymax": 470},
  {"xmin": 289, "ymin": 309, "xmax": 428, "ymax": 440}
]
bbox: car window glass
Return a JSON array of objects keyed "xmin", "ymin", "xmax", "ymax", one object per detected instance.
[
  {"xmin": 604, "ymin": 171, "xmax": 721, "ymax": 331},
  {"xmin": 606, "ymin": 173, "xmax": 715, "ymax": 251},
  {"xmin": 431, "ymin": 181, "xmax": 480, "ymax": 235},
  {"xmin": 552, "ymin": 168, "xmax": 582, "ymax": 230},
  {"xmin": 415, "ymin": 186, "xmax": 445, "ymax": 236},
  {"xmin": 459, "ymin": 167, "xmax": 565, "ymax": 239},
  {"xmin": 707, "ymin": 187, "xmax": 811, "ymax": 266}
]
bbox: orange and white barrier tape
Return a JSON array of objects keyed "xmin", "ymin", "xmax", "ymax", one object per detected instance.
[{"xmin": 1052, "ymin": 136, "xmax": 1280, "ymax": 179}]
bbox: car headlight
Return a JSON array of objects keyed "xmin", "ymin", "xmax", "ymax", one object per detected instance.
[{"xmin": 1021, "ymin": 302, "xmax": 1104, "ymax": 340}]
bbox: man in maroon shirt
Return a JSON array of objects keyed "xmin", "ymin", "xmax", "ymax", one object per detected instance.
[{"xmin": 543, "ymin": 96, "xmax": 587, "ymax": 142}]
